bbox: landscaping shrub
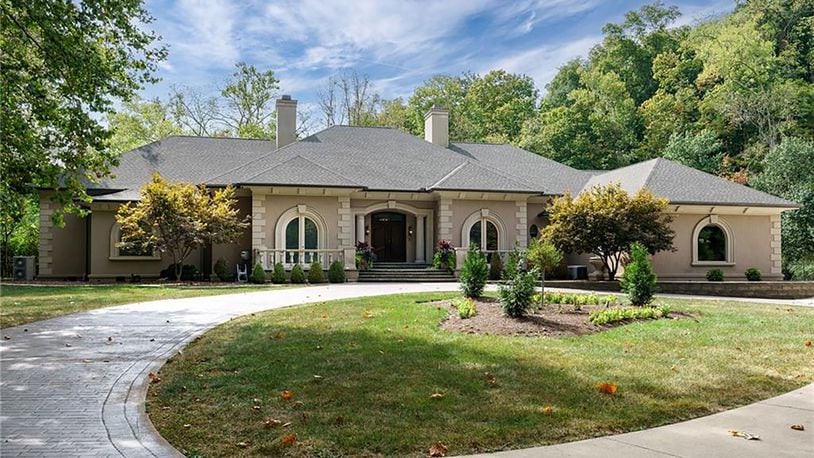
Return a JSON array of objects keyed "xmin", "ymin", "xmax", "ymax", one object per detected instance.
[
  {"xmin": 328, "ymin": 260, "xmax": 346, "ymax": 283},
  {"xmin": 307, "ymin": 262, "xmax": 324, "ymax": 283},
  {"xmin": 620, "ymin": 242, "xmax": 657, "ymax": 306},
  {"xmin": 460, "ymin": 245, "xmax": 489, "ymax": 298},
  {"xmin": 290, "ymin": 264, "xmax": 306, "ymax": 284},
  {"xmin": 504, "ymin": 249, "xmax": 521, "ymax": 279},
  {"xmin": 789, "ymin": 257, "xmax": 814, "ymax": 280},
  {"xmin": 250, "ymin": 263, "xmax": 266, "ymax": 284},
  {"xmin": 271, "ymin": 262, "xmax": 287, "ymax": 284},
  {"xmin": 706, "ymin": 268, "xmax": 724, "ymax": 281},
  {"xmin": 533, "ymin": 292, "xmax": 619, "ymax": 307},
  {"xmin": 160, "ymin": 263, "xmax": 199, "ymax": 281},
  {"xmin": 527, "ymin": 237, "xmax": 564, "ymax": 306},
  {"xmin": 589, "ymin": 305, "xmax": 671, "ymax": 325},
  {"xmin": 451, "ymin": 297, "xmax": 477, "ymax": 319},
  {"xmin": 499, "ymin": 268, "xmax": 538, "ymax": 318},
  {"xmin": 213, "ymin": 257, "xmax": 230, "ymax": 281},
  {"xmin": 744, "ymin": 267, "xmax": 762, "ymax": 281},
  {"xmin": 488, "ymin": 253, "xmax": 503, "ymax": 280}
]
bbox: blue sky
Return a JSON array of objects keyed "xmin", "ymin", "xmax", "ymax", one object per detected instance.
[{"xmin": 142, "ymin": 0, "xmax": 734, "ymax": 121}]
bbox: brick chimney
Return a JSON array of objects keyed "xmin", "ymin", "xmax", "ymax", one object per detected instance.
[
  {"xmin": 424, "ymin": 104, "xmax": 449, "ymax": 148},
  {"xmin": 276, "ymin": 95, "xmax": 297, "ymax": 149}
]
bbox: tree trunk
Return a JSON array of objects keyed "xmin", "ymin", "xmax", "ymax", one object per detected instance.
[{"xmin": 173, "ymin": 254, "xmax": 182, "ymax": 281}]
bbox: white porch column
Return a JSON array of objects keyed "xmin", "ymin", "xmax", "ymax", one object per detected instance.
[
  {"xmin": 355, "ymin": 214, "xmax": 365, "ymax": 244},
  {"xmin": 416, "ymin": 215, "xmax": 426, "ymax": 263}
]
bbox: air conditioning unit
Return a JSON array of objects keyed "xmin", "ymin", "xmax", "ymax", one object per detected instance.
[{"xmin": 13, "ymin": 256, "xmax": 35, "ymax": 281}]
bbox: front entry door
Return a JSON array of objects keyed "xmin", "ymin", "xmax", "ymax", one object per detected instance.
[{"xmin": 371, "ymin": 212, "xmax": 406, "ymax": 262}]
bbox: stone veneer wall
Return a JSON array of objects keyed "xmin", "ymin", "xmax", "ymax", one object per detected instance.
[
  {"xmin": 438, "ymin": 197, "xmax": 453, "ymax": 242},
  {"xmin": 337, "ymin": 196, "xmax": 353, "ymax": 248},
  {"xmin": 544, "ymin": 280, "xmax": 814, "ymax": 300},
  {"xmin": 251, "ymin": 192, "xmax": 267, "ymax": 252},
  {"xmin": 770, "ymin": 214, "xmax": 782, "ymax": 276},
  {"xmin": 38, "ymin": 198, "xmax": 55, "ymax": 276},
  {"xmin": 515, "ymin": 200, "xmax": 528, "ymax": 247}
]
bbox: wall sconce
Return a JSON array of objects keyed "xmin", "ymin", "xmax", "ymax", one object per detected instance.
[
  {"xmin": 408, "ymin": 226, "xmax": 414, "ymax": 239},
  {"xmin": 364, "ymin": 225, "xmax": 370, "ymax": 236}
]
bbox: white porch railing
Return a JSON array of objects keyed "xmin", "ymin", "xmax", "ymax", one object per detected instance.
[{"xmin": 255, "ymin": 248, "xmax": 355, "ymax": 270}]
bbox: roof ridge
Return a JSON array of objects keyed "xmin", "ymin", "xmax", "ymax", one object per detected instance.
[
  {"xmin": 432, "ymin": 159, "xmax": 547, "ymax": 194},
  {"xmin": 166, "ymin": 134, "xmax": 276, "ymax": 142},
  {"xmin": 238, "ymin": 154, "xmax": 363, "ymax": 186},
  {"xmin": 429, "ymin": 162, "xmax": 468, "ymax": 189}
]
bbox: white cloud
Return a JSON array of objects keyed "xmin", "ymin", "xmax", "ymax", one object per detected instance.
[
  {"xmin": 481, "ymin": 35, "xmax": 600, "ymax": 90},
  {"xmin": 165, "ymin": 0, "xmax": 240, "ymax": 64}
]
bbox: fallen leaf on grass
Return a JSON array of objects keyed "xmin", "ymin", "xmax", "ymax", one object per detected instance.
[
  {"xmin": 362, "ymin": 311, "xmax": 374, "ymax": 318},
  {"xmin": 183, "ymin": 424, "xmax": 191, "ymax": 428},
  {"xmin": 292, "ymin": 401, "xmax": 304, "ymax": 409},
  {"xmin": 236, "ymin": 441, "xmax": 250, "ymax": 448},
  {"xmin": 313, "ymin": 375, "xmax": 323, "ymax": 381},
  {"xmin": 596, "ymin": 382, "xmax": 617, "ymax": 395},
  {"xmin": 281, "ymin": 434, "xmax": 297, "ymax": 445},
  {"xmin": 428, "ymin": 442, "xmax": 448, "ymax": 457},
  {"xmin": 542, "ymin": 406, "xmax": 554, "ymax": 414},
  {"xmin": 252, "ymin": 405, "xmax": 261, "ymax": 411},
  {"xmin": 791, "ymin": 424, "xmax": 805, "ymax": 431},
  {"xmin": 484, "ymin": 372, "xmax": 497, "ymax": 387},
  {"xmin": 148, "ymin": 372, "xmax": 161, "ymax": 384},
  {"xmin": 281, "ymin": 390, "xmax": 294, "ymax": 400},
  {"xmin": 805, "ymin": 340, "xmax": 812, "ymax": 347},
  {"xmin": 729, "ymin": 430, "xmax": 761, "ymax": 440},
  {"xmin": 430, "ymin": 392, "xmax": 445, "ymax": 400},
  {"xmin": 274, "ymin": 332, "xmax": 284, "ymax": 340},
  {"xmin": 264, "ymin": 419, "xmax": 283, "ymax": 428}
]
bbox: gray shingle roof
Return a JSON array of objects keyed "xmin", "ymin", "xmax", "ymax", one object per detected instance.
[
  {"xmin": 92, "ymin": 128, "xmax": 797, "ymax": 208},
  {"xmin": 583, "ymin": 158, "xmax": 799, "ymax": 208}
]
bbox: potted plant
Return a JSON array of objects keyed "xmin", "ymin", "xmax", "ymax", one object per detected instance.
[
  {"xmin": 355, "ymin": 241, "xmax": 376, "ymax": 271},
  {"xmin": 434, "ymin": 240, "xmax": 455, "ymax": 272}
]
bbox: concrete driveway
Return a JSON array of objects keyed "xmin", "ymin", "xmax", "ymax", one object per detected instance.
[{"xmin": 1, "ymin": 283, "xmax": 811, "ymax": 457}]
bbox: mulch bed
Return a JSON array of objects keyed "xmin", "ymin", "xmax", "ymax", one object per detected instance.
[{"xmin": 438, "ymin": 297, "xmax": 615, "ymax": 338}]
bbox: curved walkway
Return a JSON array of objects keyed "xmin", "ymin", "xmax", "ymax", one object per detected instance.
[{"xmin": 1, "ymin": 284, "xmax": 811, "ymax": 457}]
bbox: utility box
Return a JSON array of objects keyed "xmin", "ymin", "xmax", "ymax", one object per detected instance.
[
  {"xmin": 13, "ymin": 256, "xmax": 35, "ymax": 281},
  {"xmin": 567, "ymin": 265, "xmax": 588, "ymax": 280}
]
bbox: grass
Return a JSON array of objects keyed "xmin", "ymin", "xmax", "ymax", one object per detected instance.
[
  {"xmin": 0, "ymin": 284, "xmax": 279, "ymax": 328},
  {"xmin": 148, "ymin": 293, "xmax": 814, "ymax": 457}
]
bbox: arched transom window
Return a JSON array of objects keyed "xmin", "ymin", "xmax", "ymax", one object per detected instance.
[
  {"xmin": 692, "ymin": 215, "xmax": 733, "ymax": 265},
  {"xmin": 285, "ymin": 217, "xmax": 318, "ymax": 251},
  {"xmin": 275, "ymin": 205, "xmax": 327, "ymax": 265},
  {"xmin": 461, "ymin": 209, "xmax": 505, "ymax": 251}
]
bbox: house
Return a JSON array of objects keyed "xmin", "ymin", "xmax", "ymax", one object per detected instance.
[{"xmin": 38, "ymin": 96, "xmax": 799, "ymax": 282}]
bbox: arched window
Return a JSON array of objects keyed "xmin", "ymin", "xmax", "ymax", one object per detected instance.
[
  {"xmin": 697, "ymin": 225, "xmax": 726, "ymax": 262},
  {"xmin": 109, "ymin": 223, "xmax": 158, "ymax": 260},
  {"xmin": 275, "ymin": 205, "xmax": 327, "ymax": 265},
  {"xmin": 461, "ymin": 210, "xmax": 506, "ymax": 251},
  {"xmin": 469, "ymin": 219, "xmax": 498, "ymax": 250},
  {"xmin": 691, "ymin": 216, "xmax": 733, "ymax": 265},
  {"xmin": 284, "ymin": 216, "xmax": 319, "ymax": 263}
]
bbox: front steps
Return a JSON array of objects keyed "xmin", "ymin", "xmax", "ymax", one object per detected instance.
[{"xmin": 358, "ymin": 263, "xmax": 456, "ymax": 282}]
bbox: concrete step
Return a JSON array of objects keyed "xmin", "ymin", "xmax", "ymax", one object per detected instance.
[{"xmin": 372, "ymin": 263, "xmax": 431, "ymax": 270}]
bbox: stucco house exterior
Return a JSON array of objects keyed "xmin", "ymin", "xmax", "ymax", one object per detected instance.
[{"xmin": 38, "ymin": 96, "xmax": 799, "ymax": 282}]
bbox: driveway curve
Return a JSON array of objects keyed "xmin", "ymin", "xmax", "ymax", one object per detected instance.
[{"xmin": 1, "ymin": 284, "xmax": 811, "ymax": 458}]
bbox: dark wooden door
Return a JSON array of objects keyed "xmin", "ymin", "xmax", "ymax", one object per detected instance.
[{"xmin": 371, "ymin": 212, "xmax": 406, "ymax": 262}]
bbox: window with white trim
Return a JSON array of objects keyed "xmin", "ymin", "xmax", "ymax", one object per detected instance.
[
  {"xmin": 285, "ymin": 216, "xmax": 319, "ymax": 263},
  {"xmin": 468, "ymin": 219, "xmax": 499, "ymax": 250},
  {"xmin": 697, "ymin": 225, "xmax": 727, "ymax": 262},
  {"xmin": 109, "ymin": 223, "xmax": 158, "ymax": 260}
]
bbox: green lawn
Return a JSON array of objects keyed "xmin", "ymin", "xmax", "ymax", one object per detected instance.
[
  {"xmin": 0, "ymin": 284, "xmax": 278, "ymax": 328},
  {"xmin": 148, "ymin": 293, "xmax": 814, "ymax": 457}
]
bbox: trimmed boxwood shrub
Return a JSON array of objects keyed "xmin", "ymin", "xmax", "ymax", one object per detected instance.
[
  {"xmin": 307, "ymin": 262, "xmax": 324, "ymax": 283},
  {"xmin": 271, "ymin": 262, "xmax": 287, "ymax": 284},
  {"xmin": 290, "ymin": 264, "xmax": 306, "ymax": 284},
  {"xmin": 706, "ymin": 268, "xmax": 724, "ymax": 281},
  {"xmin": 250, "ymin": 263, "xmax": 266, "ymax": 284},
  {"xmin": 744, "ymin": 267, "xmax": 762, "ymax": 281},
  {"xmin": 328, "ymin": 260, "xmax": 346, "ymax": 283}
]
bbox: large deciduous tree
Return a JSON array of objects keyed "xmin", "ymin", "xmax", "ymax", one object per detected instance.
[
  {"xmin": 116, "ymin": 174, "xmax": 248, "ymax": 280},
  {"xmin": 1, "ymin": 0, "xmax": 166, "ymax": 214},
  {"xmin": 107, "ymin": 97, "xmax": 182, "ymax": 154},
  {"xmin": 544, "ymin": 184, "xmax": 675, "ymax": 281}
]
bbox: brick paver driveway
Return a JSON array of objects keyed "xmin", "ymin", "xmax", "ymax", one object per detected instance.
[{"xmin": 0, "ymin": 283, "xmax": 459, "ymax": 457}]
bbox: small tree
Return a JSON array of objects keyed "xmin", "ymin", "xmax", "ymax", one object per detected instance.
[
  {"xmin": 620, "ymin": 242, "xmax": 657, "ymax": 306},
  {"xmin": 527, "ymin": 236, "xmax": 563, "ymax": 307},
  {"xmin": 117, "ymin": 173, "xmax": 248, "ymax": 280},
  {"xmin": 290, "ymin": 264, "xmax": 306, "ymax": 284},
  {"xmin": 271, "ymin": 262, "xmax": 287, "ymax": 283},
  {"xmin": 307, "ymin": 261, "xmax": 324, "ymax": 283},
  {"xmin": 499, "ymin": 267, "xmax": 539, "ymax": 318},
  {"xmin": 544, "ymin": 184, "xmax": 675, "ymax": 281},
  {"xmin": 460, "ymin": 244, "xmax": 489, "ymax": 298},
  {"xmin": 489, "ymin": 253, "xmax": 504, "ymax": 280}
]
